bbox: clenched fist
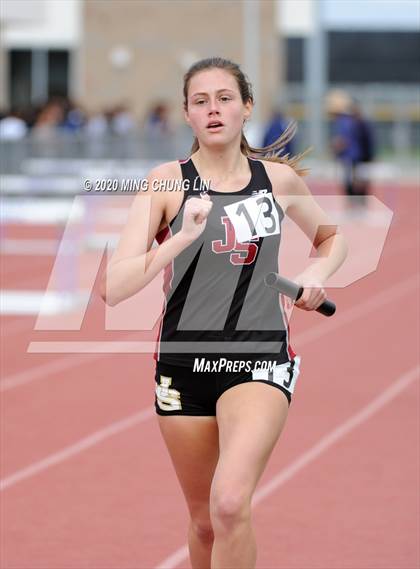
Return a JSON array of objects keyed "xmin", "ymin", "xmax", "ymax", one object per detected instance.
[{"xmin": 179, "ymin": 193, "xmax": 213, "ymax": 242}]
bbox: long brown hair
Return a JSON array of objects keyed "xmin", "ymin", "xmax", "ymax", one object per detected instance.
[{"xmin": 183, "ymin": 57, "xmax": 311, "ymax": 177}]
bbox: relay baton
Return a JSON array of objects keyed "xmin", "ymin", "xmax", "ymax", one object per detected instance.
[{"xmin": 264, "ymin": 272, "xmax": 336, "ymax": 317}]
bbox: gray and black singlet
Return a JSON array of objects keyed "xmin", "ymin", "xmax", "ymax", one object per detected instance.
[{"xmin": 154, "ymin": 156, "xmax": 297, "ymax": 368}]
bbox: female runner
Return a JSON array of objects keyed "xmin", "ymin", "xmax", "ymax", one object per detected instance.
[{"xmin": 101, "ymin": 57, "xmax": 348, "ymax": 568}]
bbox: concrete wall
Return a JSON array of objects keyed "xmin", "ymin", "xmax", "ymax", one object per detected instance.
[{"xmin": 80, "ymin": 0, "xmax": 280, "ymax": 123}]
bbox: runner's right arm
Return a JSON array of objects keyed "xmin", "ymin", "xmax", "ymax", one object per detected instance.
[{"xmin": 100, "ymin": 163, "xmax": 212, "ymax": 306}]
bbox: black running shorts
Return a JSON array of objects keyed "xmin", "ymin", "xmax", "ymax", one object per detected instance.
[{"xmin": 154, "ymin": 356, "xmax": 301, "ymax": 416}]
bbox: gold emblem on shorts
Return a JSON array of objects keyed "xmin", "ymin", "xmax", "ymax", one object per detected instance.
[{"xmin": 156, "ymin": 375, "xmax": 182, "ymax": 411}]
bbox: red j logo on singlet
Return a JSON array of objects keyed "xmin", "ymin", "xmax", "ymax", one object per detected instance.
[{"xmin": 212, "ymin": 216, "xmax": 260, "ymax": 265}]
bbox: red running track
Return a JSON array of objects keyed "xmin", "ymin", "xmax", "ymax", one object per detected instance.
[{"xmin": 0, "ymin": 182, "xmax": 419, "ymax": 568}]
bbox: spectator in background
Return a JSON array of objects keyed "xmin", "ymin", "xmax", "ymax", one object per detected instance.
[
  {"xmin": 262, "ymin": 107, "xmax": 294, "ymax": 157},
  {"xmin": 144, "ymin": 102, "xmax": 173, "ymax": 137},
  {"xmin": 0, "ymin": 108, "xmax": 28, "ymax": 173},
  {"xmin": 84, "ymin": 109, "xmax": 109, "ymax": 158},
  {"xmin": 326, "ymin": 90, "xmax": 366, "ymax": 213},
  {"xmin": 23, "ymin": 105, "xmax": 42, "ymax": 129},
  {"xmin": 110, "ymin": 104, "xmax": 136, "ymax": 136},
  {"xmin": 32, "ymin": 100, "xmax": 64, "ymax": 141},
  {"xmin": 352, "ymin": 99, "xmax": 376, "ymax": 203},
  {"xmin": 61, "ymin": 98, "xmax": 86, "ymax": 132},
  {"xmin": 84, "ymin": 110, "xmax": 109, "ymax": 138},
  {"xmin": 143, "ymin": 101, "xmax": 174, "ymax": 159},
  {"xmin": 0, "ymin": 108, "xmax": 28, "ymax": 140}
]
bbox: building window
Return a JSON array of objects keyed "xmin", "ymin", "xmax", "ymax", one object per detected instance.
[
  {"xmin": 329, "ymin": 31, "xmax": 420, "ymax": 83},
  {"xmin": 48, "ymin": 50, "xmax": 69, "ymax": 98},
  {"xmin": 285, "ymin": 37, "xmax": 304, "ymax": 83},
  {"xmin": 285, "ymin": 31, "xmax": 420, "ymax": 84},
  {"xmin": 9, "ymin": 50, "xmax": 32, "ymax": 109},
  {"xmin": 8, "ymin": 49, "xmax": 70, "ymax": 109}
]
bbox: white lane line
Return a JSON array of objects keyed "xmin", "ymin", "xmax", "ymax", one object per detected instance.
[
  {"xmin": 294, "ymin": 273, "xmax": 418, "ymax": 346},
  {"xmin": 0, "ymin": 332, "xmax": 141, "ymax": 392},
  {"xmin": 0, "ymin": 272, "xmax": 418, "ymax": 496},
  {"xmin": 0, "ymin": 407, "xmax": 155, "ymax": 491},
  {"xmin": 154, "ymin": 364, "xmax": 419, "ymax": 569},
  {"xmin": 252, "ymin": 366, "xmax": 419, "ymax": 504},
  {"xmin": 155, "ymin": 546, "xmax": 190, "ymax": 569},
  {"xmin": 1, "ymin": 352, "xmax": 109, "ymax": 392},
  {"xmin": 1, "ymin": 239, "xmax": 59, "ymax": 255}
]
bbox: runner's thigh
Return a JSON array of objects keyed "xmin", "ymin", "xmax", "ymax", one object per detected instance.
[
  {"xmin": 158, "ymin": 415, "xmax": 219, "ymax": 516},
  {"xmin": 212, "ymin": 382, "xmax": 289, "ymax": 498}
]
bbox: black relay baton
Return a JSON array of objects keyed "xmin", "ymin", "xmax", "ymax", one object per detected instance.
[{"xmin": 264, "ymin": 272, "xmax": 336, "ymax": 317}]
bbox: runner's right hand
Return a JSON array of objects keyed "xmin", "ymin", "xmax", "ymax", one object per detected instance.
[{"xmin": 179, "ymin": 194, "xmax": 213, "ymax": 242}]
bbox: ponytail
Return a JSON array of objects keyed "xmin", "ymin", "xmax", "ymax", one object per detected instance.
[{"xmin": 190, "ymin": 120, "xmax": 311, "ymax": 177}]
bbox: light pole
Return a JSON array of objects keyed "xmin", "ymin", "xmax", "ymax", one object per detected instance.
[
  {"xmin": 304, "ymin": 0, "xmax": 328, "ymax": 157},
  {"xmin": 243, "ymin": 0, "xmax": 260, "ymax": 127}
]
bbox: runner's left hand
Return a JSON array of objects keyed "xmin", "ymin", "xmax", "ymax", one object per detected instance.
[{"xmin": 288, "ymin": 271, "xmax": 327, "ymax": 311}]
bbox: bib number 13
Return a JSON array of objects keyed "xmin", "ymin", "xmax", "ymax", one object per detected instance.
[{"xmin": 224, "ymin": 193, "xmax": 281, "ymax": 243}]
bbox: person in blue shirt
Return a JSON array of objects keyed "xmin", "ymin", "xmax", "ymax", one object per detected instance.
[
  {"xmin": 352, "ymin": 100, "xmax": 376, "ymax": 204},
  {"xmin": 262, "ymin": 108, "xmax": 294, "ymax": 157},
  {"xmin": 327, "ymin": 90, "xmax": 374, "ymax": 212}
]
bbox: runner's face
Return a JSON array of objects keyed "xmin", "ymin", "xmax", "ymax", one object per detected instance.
[{"xmin": 185, "ymin": 68, "xmax": 252, "ymax": 147}]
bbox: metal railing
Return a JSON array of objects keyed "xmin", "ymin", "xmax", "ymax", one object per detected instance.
[{"xmin": 0, "ymin": 108, "xmax": 419, "ymax": 176}]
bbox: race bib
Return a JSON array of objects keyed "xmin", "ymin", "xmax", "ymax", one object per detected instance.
[
  {"xmin": 224, "ymin": 193, "xmax": 281, "ymax": 243},
  {"xmin": 252, "ymin": 357, "xmax": 301, "ymax": 394}
]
